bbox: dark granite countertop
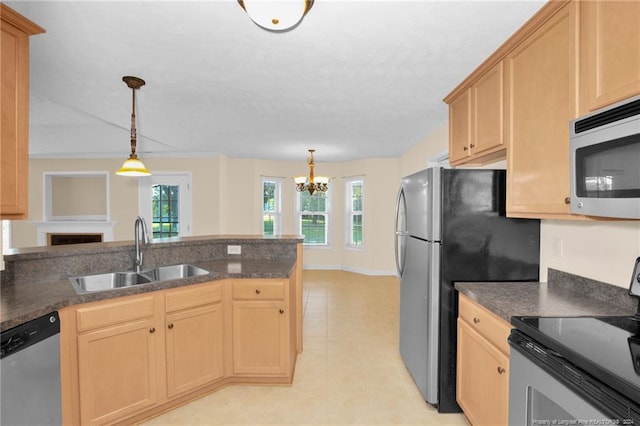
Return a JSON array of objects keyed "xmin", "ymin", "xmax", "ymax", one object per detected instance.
[
  {"xmin": 455, "ymin": 269, "xmax": 637, "ymax": 323},
  {"xmin": 1, "ymin": 258, "xmax": 296, "ymax": 332}
]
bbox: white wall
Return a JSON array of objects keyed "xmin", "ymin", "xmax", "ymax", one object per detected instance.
[{"xmin": 540, "ymin": 220, "xmax": 640, "ymax": 288}]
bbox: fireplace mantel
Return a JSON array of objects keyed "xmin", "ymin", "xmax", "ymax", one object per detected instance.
[{"xmin": 32, "ymin": 221, "xmax": 116, "ymax": 246}]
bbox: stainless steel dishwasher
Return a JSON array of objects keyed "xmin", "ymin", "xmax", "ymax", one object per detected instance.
[{"xmin": 1, "ymin": 312, "xmax": 62, "ymax": 426}]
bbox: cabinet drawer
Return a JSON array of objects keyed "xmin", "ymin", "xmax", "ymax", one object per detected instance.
[
  {"xmin": 458, "ymin": 294, "xmax": 512, "ymax": 355},
  {"xmin": 165, "ymin": 282, "xmax": 222, "ymax": 313},
  {"xmin": 76, "ymin": 295, "xmax": 155, "ymax": 332},
  {"xmin": 232, "ymin": 280, "xmax": 286, "ymax": 300}
]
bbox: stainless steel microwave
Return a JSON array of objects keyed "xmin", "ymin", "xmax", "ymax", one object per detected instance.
[{"xmin": 570, "ymin": 95, "xmax": 640, "ymax": 219}]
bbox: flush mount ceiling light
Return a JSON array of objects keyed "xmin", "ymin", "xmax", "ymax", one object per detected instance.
[
  {"xmin": 294, "ymin": 149, "xmax": 329, "ymax": 195},
  {"xmin": 237, "ymin": 0, "xmax": 314, "ymax": 31},
  {"xmin": 116, "ymin": 76, "xmax": 151, "ymax": 177}
]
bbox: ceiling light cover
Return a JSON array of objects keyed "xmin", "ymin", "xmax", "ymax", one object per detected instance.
[
  {"xmin": 238, "ymin": 0, "xmax": 314, "ymax": 31},
  {"xmin": 116, "ymin": 76, "xmax": 151, "ymax": 177}
]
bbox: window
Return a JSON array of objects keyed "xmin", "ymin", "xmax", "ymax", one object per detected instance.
[
  {"xmin": 262, "ymin": 177, "xmax": 282, "ymax": 236},
  {"xmin": 297, "ymin": 190, "xmax": 329, "ymax": 246},
  {"xmin": 152, "ymin": 184, "xmax": 179, "ymax": 238},
  {"xmin": 346, "ymin": 177, "xmax": 364, "ymax": 248},
  {"xmin": 138, "ymin": 173, "xmax": 192, "ymax": 240}
]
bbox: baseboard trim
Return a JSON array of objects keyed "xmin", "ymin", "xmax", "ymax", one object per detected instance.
[{"xmin": 302, "ymin": 265, "xmax": 397, "ymax": 277}]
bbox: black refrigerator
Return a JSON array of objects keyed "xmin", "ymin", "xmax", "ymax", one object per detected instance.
[{"xmin": 394, "ymin": 167, "xmax": 540, "ymax": 412}]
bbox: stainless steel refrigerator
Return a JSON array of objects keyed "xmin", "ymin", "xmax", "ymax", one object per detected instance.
[{"xmin": 394, "ymin": 167, "xmax": 540, "ymax": 413}]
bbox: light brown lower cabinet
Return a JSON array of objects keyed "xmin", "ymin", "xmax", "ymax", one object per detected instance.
[
  {"xmin": 457, "ymin": 294, "xmax": 511, "ymax": 426},
  {"xmin": 163, "ymin": 282, "xmax": 225, "ymax": 398},
  {"xmin": 60, "ymin": 275, "xmax": 300, "ymax": 425},
  {"xmin": 232, "ymin": 279, "xmax": 290, "ymax": 376}
]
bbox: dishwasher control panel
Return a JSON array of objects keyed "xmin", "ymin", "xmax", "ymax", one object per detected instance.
[{"xmin": 1, "ymin": 312, "xmax": 59, "ymax": 359}]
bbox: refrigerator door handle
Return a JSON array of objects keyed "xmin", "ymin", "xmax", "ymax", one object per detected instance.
[{"xmin": 394, "ymin": 188, "xmax": 407, "ymax": 277}]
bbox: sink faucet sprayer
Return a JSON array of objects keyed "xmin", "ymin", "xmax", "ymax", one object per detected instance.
[{"xmin": 134, "ymin": 216, "xmax": 150, "ymax": 272}]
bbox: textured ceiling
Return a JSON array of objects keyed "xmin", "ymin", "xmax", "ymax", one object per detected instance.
[{"xmin": 8, "ymin": 0, "xmax": 545, "ymax": 162}]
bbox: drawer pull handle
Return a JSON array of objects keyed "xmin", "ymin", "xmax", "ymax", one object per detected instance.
[
  {"xmin": 255, "ymin": 289, "xmax": 261, "ymax": 294},
  {"xmin": 149, "ymin": 327, "xmax": 156, "ymax": 334},
  {"xmin": 279, "ymin": 309, "xmax": 285, "ymax": 314},
  {"xmin": 497, "ymin": 367, "xmax": 506, "ymax": 374},
  {"xmin": 168, "ymin": 323, "xmax": 174, "ymax": 330},
  {"xmin": 473, "ymin": 317, "xmax": 480, "ymax": 324}
]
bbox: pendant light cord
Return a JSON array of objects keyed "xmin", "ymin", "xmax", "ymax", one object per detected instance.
[{"xmin": 130, "ymin": 86, "xmax": 137, "ymax": 156}]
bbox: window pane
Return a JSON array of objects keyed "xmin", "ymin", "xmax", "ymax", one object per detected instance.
[
  {"xmin": 302, "ymin": 214, "xmax": 326, "ymax": 244},
  {"xmin": 152, "ymin": 184, "xmax": 180, "ymax": 239},
  {"xmin": 263, "ymin": 181, "xmax": 276, "ymax": 212},
  {"xmin": 351, "ymin": 182, "xmax": 363, "ymax": 211},
  {"xmin": 263, "ymin": 213, "xmax": 275, "ymax": 236},
  {"xmin": 351, "ymin": 214, "xmax": 363, "ymax": 246},
  {"xmin": 300, "ymin": 191, "xmax": 327, "ymax": 212}
]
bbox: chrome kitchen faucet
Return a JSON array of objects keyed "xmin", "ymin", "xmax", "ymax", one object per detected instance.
[{"xmin": 134, "ymin": 216, "xmax": 150, "ymax": 272}]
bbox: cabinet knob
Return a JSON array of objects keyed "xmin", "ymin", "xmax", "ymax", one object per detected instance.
[
  {"xmin": 279, "ymin": 309, "xmax": 285, "ymax": 314},
  {"xmin": 564, "ymin": 197, "xmax": 571, "ymax": 204},
  {"xmin": 463, "ymin": 146, "xmax": 468, "ymax": 151},
  {"xmin": 497, "ymin": 366, "xmax": 506, "ymax": 374},
  {"xmin": 168, "ymin": 323, "xmax": 174, "ymax": 330},
  {"xmin": 473, "ymin": 317, "xmax": 480, "ymax": 324},
  {"xmin": 149, "ymin": 327, "xmax": 156, "ymax": 334},
  {"xmin": 255, "ymin": 289, "xmax": 261, "ymax": 294},
  {"xmin": 470, "ymin": 143, "xmax": 475, "ymax": 148}
]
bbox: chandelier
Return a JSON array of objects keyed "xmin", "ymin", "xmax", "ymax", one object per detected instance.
[
  {"xmin": 116, "ymin": 76, "xmax": 151, "ymax": 177},
  {"xmin": 294, "ymin": 149, "xmax": 329, "ymax": 195},
  {"xmin": 237, "ymin": 0, "xmax": 314, "ymax": 32}
]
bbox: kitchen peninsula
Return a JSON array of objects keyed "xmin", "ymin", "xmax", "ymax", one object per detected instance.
[{"xmin": 1, "ymin": 235, "xmax": 303, "ymax": 425}]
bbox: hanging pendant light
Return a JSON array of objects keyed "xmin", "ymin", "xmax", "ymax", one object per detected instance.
[
  {"xmin": 294, "ymin": 149, "xmax": 329, "ymax": 195},
  {"xmin": 116, "ymin": 76, "xmax": 151, "ymax": 177},
  {"xmin": 237, "ymin": 0, "xmax": 314, "ymax": 32}
]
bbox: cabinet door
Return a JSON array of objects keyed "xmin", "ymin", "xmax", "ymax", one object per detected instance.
[
  {"xmin": 166, "ymin": 303, "xmax": 225, "ymax": 398},
  {"xmin": 457, "ymin": 319, "xmax": 509, "ymax": 426},
  {"xmin": 77, "ymin": 318, "xmax": 158, "ymax": 425},
  {"xmin": 232, "ymin": 300, "xmax": 289, "ymax": 375},
  {"xmin": 580, "ymin": 0, "xmax": 640, "ymax": 113},
  {"xmin": 1, "ymin": 13, "xmax": 32, "ymax": 218},
  {"xmin": 472, "ymin": 62, "xmax": 504, "ymax": 156},
  {"xmin": 506, "ymin": 2, "xmax": 578, "ymax": 218},
  {"xmin": 448, "ymin": 89, "xmax": 472, "ymax": 164}
]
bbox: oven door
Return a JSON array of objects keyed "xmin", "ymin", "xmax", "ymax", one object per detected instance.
[
  {"xmin": 508, "ymin": 330, "xmax": 639, "ymax": 426},
  {"xmin": 509, "ymin": 343, "xmax": 608, "ymax": 425}
]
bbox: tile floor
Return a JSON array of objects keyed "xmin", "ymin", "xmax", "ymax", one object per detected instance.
[{"xmin": 142, "ymin": 270, "xmax": 470, "ymax": 425}]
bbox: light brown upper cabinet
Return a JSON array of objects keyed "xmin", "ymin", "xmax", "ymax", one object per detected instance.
[
  {"xmin": 1, "ymin": 5, "xmax": 44, "ymax": 219},
  {"xmin": 446, "ymin": 62, "xmax": 506, "ymax": 166},
  {"xmin": 505, "ymin": 1, "xmax": 579, "ymax": 219},
  {"xmin": 580, "ymin": 0, "xmax": 640, "ymax": 114}
]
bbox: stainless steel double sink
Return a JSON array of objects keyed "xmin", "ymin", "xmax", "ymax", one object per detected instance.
[{"xmin": 69, "ymin": 264, "xmax": 210, "ymax": 294}]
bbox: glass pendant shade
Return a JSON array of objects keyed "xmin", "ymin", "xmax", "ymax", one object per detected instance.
[
  {"xmin": 116, "ymin": 154, "xmax": 151, "ymax": 177},
  {"xmin": 238, "ymin": 0, "xmax": 313, "ymax": 31}
]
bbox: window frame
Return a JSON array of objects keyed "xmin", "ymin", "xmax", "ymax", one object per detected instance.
[
  {"xmin": 296, "ymin": 189, "xmax": 331, "ymax": 247},
  {"xmin": 345, "ymin": 176, "xmax": 364, "ymax": 249},
  {"xmin": 262, "ymin": 177, "xmax": 282, "ymax": 236},
  {"xmin": 138, "ymin": 172, "xmax": 192, "ymax": 240}
]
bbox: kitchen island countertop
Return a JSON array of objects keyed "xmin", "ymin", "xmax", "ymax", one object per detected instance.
[
  {"xmin": 1, "ymin": 234, "xmax": 303, "ymax": 331},
  {"xmin": 1, "ymin": 258, "xmax": 296, "ymax": 331}
]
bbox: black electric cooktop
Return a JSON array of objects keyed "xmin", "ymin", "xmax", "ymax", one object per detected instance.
[{"xmin": 512, "ymin": 315, "xmax": 640, "ymax": 405}]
